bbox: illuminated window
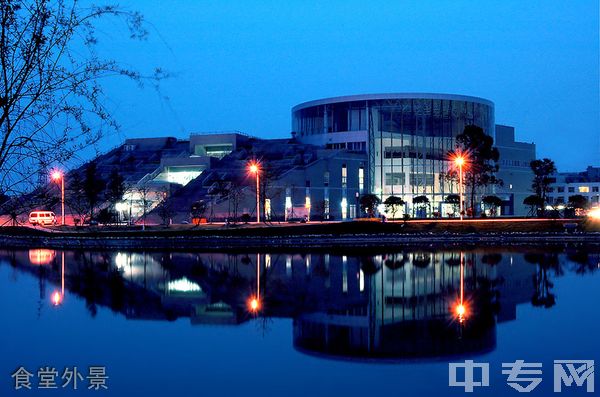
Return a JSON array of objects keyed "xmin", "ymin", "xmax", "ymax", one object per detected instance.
[
  {"xmin": 324, "ymin": 171, "xmax": 330, "ymax": 186},
  {"xmin": 265, "ymin": 199, "xmax": 271, "ymax": 220},
  {"xmin": 341, "ymin": 165, "xmax": 347, "ymax": 188},
  {"xmin": 324, "ymin": 198, "xmax": 330, "ymax": 219},
  {"xmin": 359, "ymin": 167, "xmax": 364, "ymax": 194},
  {"xmin": 165, "ymin": 167, "xmax": 203, "ymax": 186},
  {"xmin": 341, "ymin": 198, "xmax": 348, "ymax": 220},
  {"xmin": 342, "ymin": 256, "xmax": 348, "ymax": 293},
  {"xmin": 359, "ymin": 269, "xmax": 365, "ymax": 292},
  {"xmin": 579, "ymin": 186, "xmax": 590, "ymax": 193}
]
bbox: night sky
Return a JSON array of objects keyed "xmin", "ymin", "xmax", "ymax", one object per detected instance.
[{"xmin": 92, "ymin": 0, "xmax": 599, "ymax": 172}]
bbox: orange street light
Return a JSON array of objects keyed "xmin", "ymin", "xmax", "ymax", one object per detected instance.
[
  {"xmin": 248, "ymin": 161, "xmax": 260, "ymax": 223},
  {"xmin": 248, "ymin": 297, "xmax": 260, "ymax": 313},
  {"xmin": 452, "ymin": 154, "xmax": 468, "ymax": 221},
  {"xmin": 51, "ymin": 170, "xmax": 65, "ymax": 226}
]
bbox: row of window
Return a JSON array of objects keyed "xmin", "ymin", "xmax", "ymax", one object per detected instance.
[
  {"xmin": 384, "ymin": 172, "xmax": 435, "ymax": 186},
  {"xmin": 325, "ymin": 142, "xmax": 367, "ymax": 151},
  {"xmin": 553, "ymin": 196, "xmax": 600, "ymax": 204},
  {"xmin": 500, "ymin": 159, "xmax": 530, "ymax": 168},
  {"xmin": 550, "ymin": 186, "xmax": 599, "ymax": 193},
  {"xmin": 293, "ymin": 99, "xmax": 493, "ymax": 136},
  {"xmin": 384, "ymin": 146, "xmax": 445, "ymax": 161}
]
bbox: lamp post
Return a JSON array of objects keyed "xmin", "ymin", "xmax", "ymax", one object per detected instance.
[
  {"xmin": 249, "ymin": 161, "xmax": 260, "ymax": 223},
  {"xmin": 454, "ymin": 156, "xmax": 465, "ymax": 221},
  {"xmin": 51, "ymin": 170, "xmax": 65, "ymax": 226}
]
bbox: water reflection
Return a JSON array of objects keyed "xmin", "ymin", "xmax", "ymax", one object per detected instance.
[{"xmin": 1, "ymin": 246, "xmax": 599, "ymax": 362}]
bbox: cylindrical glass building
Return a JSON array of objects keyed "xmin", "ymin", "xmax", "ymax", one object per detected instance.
[{"xmin": 292, "ymin": 93, "xmax": 494, "ymax": 215}]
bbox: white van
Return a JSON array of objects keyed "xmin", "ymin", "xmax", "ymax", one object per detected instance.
[{"xmin": 29, "ymin": 211, "xmax": 56, "ymax": 226}]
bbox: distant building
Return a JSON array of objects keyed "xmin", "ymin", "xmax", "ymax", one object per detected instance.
[
  {"xmin": 292, "ymin": 93, "xmax": 495, "ymax": 216},
  {"xmin": 36, "ymin": 93, "xmax": 540, "ymax": 223},
  {"xmin": 494, "ymin": 125, "xmax": 536, "ymax": 216},
  {"xmin": 548, "ymin": 166, "xmax": 600, "ymax": 208}
]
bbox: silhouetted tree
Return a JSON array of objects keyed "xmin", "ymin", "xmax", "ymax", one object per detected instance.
[
  {"xmin": 412, "ymin": 195, "xmax": 430, "ymax": 218},
  {"xmin": 568, "ymin": 194, "xmax": 588, "ymax": 211},
  {"xmin": 106, "ymin": 169, "xmax": 126, "ymax": 210},
  {"xmin": 450, "ymin": 125, "xmax": 502, "ymax": 217},
  {"xmin": 530, "ymin": 159, "xmax": 556, "ymax": 211},
  {"xmin": 384, "ymin": 196, "xmax": 404, "ymax": 219},
  {"xmin": 445, "ymin": 194, "xmax": 460, "ymax": 217},
  {"xmin": 65, "ymin": 172, "xmax": 88, "ymax": 225},
  {"xmin": 359, "ymin": 194, "xmax": 380, "ymax": 217},
  {"xmin": 482, "ymin": 195, "xmax": 503, "ymax": 216},
  {"xmin": 0, "ymin": 1, "xmax": 165, "ymax": 194},
  {"xmin": 156, "ymin": 188, "xmax": 174, "ymax": 226},
  {"xmin": 191, "ymin": 200, "xmax": 207, "ymax": 220},
  {"xmin": 523, "ymin": 194, "xmax": 544, "ymax": 217},
  {"xmin": 83, "ymin": 162, "xmax": 104, "ymax": 219}
]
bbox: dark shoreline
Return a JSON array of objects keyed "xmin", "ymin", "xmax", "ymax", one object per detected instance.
[
  {"xmin": 1, "ymin": 232, "xmax": 599, "ymax": 252},
  {"xmin": 0, "ymin": 220, "xmax": 598, "ymax": 251}
]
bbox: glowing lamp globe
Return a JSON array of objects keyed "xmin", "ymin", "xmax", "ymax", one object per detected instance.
[
  {"xmin": 51, "ymin": 171, "xmax": 63, "ymax": 181},
  {"xmin": 249, "ymin": 297, "xmax": 260, "ymax": 312}
]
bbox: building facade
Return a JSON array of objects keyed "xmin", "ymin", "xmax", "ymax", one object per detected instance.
[
  {"xmin": 29, "ymin": 94, "xmax": 541, "ymax": 224},
  {"xmin": 494, "ymin": 125, "xmax": 536, "ymax": 215},
  {"xmin": 292, "ymin": 93, "xmax": 496, "ymax": 216},
  {"xmin": 548, "ymin": 166, "xmax": 600, "ymax": 208}
]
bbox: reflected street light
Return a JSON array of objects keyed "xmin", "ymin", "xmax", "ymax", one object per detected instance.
[
  {"xmin": 248, "ymin": 253, "xmax": 261, "ymax": 314},
  {"xmin": 454, "ymin": 251, "xmax": 467, "ymax": 323},
  {"xmin": 248, "ymin": 161, "xmax": 260, "ymax": 223},
  {"xmin": 51, "ymin": 251, "xmax": 65, "ymax": 306},
  {"xmin": 51, "ymin": 170, "xmax": 65, "ymax": 226}
]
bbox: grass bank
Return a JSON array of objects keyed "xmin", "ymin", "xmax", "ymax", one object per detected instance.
[{"xmin": 0, "ymin": 219, "xmax": 598, "ymax": 250}]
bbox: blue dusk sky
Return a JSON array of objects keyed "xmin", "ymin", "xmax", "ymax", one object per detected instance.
[{"xmin": 94, "ymin": 0, "xmax": 599, "ymax": 172}]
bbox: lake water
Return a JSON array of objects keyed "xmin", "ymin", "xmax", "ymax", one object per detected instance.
[{"xmin": 1, "ymin": 246, "xmax": 599, "ymax": 396}]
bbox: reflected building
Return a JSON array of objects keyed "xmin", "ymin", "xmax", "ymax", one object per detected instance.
[
  {"xmin": 292, "ymin": 252, "xmax": 500, "ymax": 360},
  {"xmin": 0, "ymin": 248, "xmax": 549, "ymax": 361}
]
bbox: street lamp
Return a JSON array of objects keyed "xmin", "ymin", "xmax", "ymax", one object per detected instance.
[
  {"xmin": 453, "ymin": 155, "xmax": 466, "ymax": 221},
  {"xmin": 248, "ymin": 161, "xmax": 260, "ymax": 223},
  {"xmin": 51, "ymin": 170, "xmax": 65, "ymax": 226}
]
